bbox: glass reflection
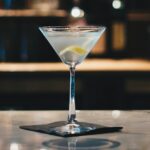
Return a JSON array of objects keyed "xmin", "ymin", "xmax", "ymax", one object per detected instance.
[{"xmin": 43, "ymin": 138, "xmax": 120, "ymax": 150}]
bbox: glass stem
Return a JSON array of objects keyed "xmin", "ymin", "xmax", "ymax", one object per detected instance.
[{"xmin": 68, "ymin": 66, "xmax": 76, "ymax": 123}]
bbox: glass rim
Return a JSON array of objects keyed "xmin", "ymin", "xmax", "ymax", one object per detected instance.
[{"xmin": 39, "ymin": 26, "xmax": 106, "ymax": 32}]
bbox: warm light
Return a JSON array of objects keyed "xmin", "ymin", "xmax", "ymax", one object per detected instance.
[
  {"xmin": 112, "ymin": 0, "xmax": 122, "ymax": 9},
  {"xmin": 112, "ymin": 110, "xmax": 121, "ymax": 119},
  {"xmin": 71, "ymin": 7, "xmax": 84, "ymax": 18},
  {"xmin": 10, "ymin": 143, "xmax": 19, "ymax": 150}
]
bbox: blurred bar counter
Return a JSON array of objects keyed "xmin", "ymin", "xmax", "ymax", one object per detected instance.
[
  {"xmin": 1, "ymin": 59, "xmax": 150, "ymax": 72},
  {"xmin": 0, "ymin": 9, "xmax": 67, "ymax": 17},
  {"xmin": 1, "ymin": 59, "xmax": 150, "ymax": 110}
]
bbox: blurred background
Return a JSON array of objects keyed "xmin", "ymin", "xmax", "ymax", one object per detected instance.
[{"xmin": 0, "ymin": 0, "xmax": 150, "ymax": 110}]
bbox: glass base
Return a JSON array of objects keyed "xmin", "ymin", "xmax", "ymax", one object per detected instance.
[
  {"xmin": 20, "ymin": 121, "xmax": 123, "ymax": 137},
  {"xmin": 53, "ymin": 122, "xmax": 96, "ymax": 136}
]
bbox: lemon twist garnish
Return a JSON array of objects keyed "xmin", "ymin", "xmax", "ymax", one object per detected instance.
[{"xmin": 59, "ymin": 45, "xmax": 86, "ymax": 56}]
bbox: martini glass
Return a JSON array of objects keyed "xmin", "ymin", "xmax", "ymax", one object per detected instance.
[
  {"xmin": 20, "ymin": 26, "xmax": 122, "ymax": 137},
  {"xmin": 40, "ymin": 26, "xmax": 104, "ymax": 134}
]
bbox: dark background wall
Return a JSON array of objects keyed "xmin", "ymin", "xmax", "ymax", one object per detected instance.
[
  {"xmin": 0, "ymin": 0, "xmax": 150, "ymax": 110},
  {"xmin": 0, "ymin": 0, "xmax": 149, "ymax": 62}
]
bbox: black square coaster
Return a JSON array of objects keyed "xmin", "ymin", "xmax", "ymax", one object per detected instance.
[{"xmin": 20, "ymin": 121, "xmax": 123, "ymax": 137}]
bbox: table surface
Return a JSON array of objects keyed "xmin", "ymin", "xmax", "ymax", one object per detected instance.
[{"xmin": 0, "ymin": 110, "xmax": 150, "ymax": 150}]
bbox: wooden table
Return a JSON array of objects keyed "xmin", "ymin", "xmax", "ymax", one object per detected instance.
[{"xmin": 0, "ymin": 110, "xmax": 150, "ymax": 149}]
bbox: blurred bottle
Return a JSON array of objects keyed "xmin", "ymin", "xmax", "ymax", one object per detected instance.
[
  {"xmin": 28, "ymin": 0, "xmax": 59, "ymax": 15},
  {"xmin": 2, "ymin": 0, "xmax": 27, "ymax": 9},
  {"xmin": 0, "ymin": 39, "xmax": 6, "ymax": 61},
  {"xmin": 111, "ymin": 0, "xmax": 127, "ymax": 57},
  {"xmin": 20, "ymin": 31, "xmax": 28, "ymax": 62},
  {"xmin": 3, "ymin": 0, "xmax": 12, "ymax": 9}
]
